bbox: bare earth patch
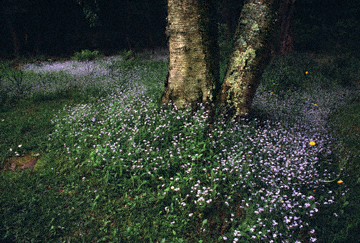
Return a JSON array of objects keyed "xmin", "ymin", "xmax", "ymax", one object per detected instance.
[{"xmin": 1, "ymin": 152, "xmax": 40, "ymax": 172}]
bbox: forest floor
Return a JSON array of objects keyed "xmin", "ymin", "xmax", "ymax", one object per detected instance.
[{"xmin": 0, "ymin": 50, "xmax": 359, "ymax": 242}]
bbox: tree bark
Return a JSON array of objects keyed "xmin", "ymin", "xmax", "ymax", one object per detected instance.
[
  {"xmin": 124, "ymin": 0, "xmax": 134, "ymax": 56},
  {"xmin": 145, "ymin": 0, "xmax": 155, "ymax": 54},
  {"xmin": 278, "ymin": 0, "xmax": 295, "ymax": 54},
  {"xmin": 161, "ymin": 0, "xmax": 220, "ymax": 113},
  {"xmin": 211, "ymin": 0, "xmax": 278, "ymax": 122},
  {"xmin": 6, "ymin": 18, "xmax": 20, "ymax": 56},
  {"xmin": 161, "ymin": 0, "xmax": 277, "ymax": 124},
  {"xmin": 221, "ymin": 0, "xmax": 231, "ymax": 40}
]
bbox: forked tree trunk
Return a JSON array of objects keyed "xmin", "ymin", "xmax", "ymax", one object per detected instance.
[
  {"xmin": 211, "ymin": 0, "xmax": 278, "ymax": 122},
  {"xmin": 161, "ymin": 0, "xmax": 220, "ymax": 112},
  {"xmin": 162, "ymin": 0, "xmax": 277, "ymax": 123}
]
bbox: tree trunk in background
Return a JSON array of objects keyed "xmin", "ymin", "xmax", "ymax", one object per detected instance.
[
  {"xmin": 221, "ymin": 0, "xmax": 231, "ymax": 40},
  {"xmin": 124, "ymin": 0, "xmax": 134, "ymax": 56},
  {"xmin": 6, "ymin": 18, "xmax": 20, "ymax": 56},
  {"xmin": 145, "ymin": 0, "xmax": 155, "ymax": 54},
  {"xmin": 278, "ymin": 0, "xmax": 295, "ymax": 54},
  {"xmin": 211, "ymin": 0, "xmax": 278, "ymax": 122},
  {"xmin": 35, "ymin": 32, "xmax": 41, "ymax": 54},
  {"xmin": 161, "ymin": 0, "xmax": 220, "ymax": 112}
]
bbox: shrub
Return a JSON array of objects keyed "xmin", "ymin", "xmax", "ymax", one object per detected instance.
[
  {"xmin": 117, "ymin": 49, "xmax": 134, "ymax": 61},
  {"xmin": 72, "ymin": 49, "xmax": 101, "ymax": 61}
]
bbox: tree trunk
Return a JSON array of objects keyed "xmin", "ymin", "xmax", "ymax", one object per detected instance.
[
  {"xmin": 221, "ymin": 0, "xmax": 231, "ymax": 40},
  {"xmin": 161, "ymin": 0, "xmax": 220, "ymax": 113},
  {"xmin": 161, "ymin": 0, "xmax": 277, "ymax": 124},
  {"xmin": 211, "ymin": 0, "xmax": 278, "ymax": 122},
  {"xmin": 278, "ymin": 0, "xmax": 295, "ymax": 54},
  {"xmin": 145, "ymin": 0, "xmax": 155, "ymax": 54},
  {"xmin": 124, "ymin": 0, "xmax": 134, "ymax": 56},
  {"xmin": 6, "ymin": 18, "xmax": 20, "ymax": 56}
]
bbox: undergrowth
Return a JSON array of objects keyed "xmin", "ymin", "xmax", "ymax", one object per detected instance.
[{"xmin": 0, "ymin": 49, "xmax": 359, "ymax": 242}]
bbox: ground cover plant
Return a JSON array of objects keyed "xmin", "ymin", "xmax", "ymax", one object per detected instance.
[
  {"xmin": 72, "ymin": 49, "xmax": 103, "ymax": 61},
  {"xmin": 0, "ymin": 49, "xmax": 359, "ymax": 242}
]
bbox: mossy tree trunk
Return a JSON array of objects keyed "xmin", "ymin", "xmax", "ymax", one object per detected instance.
[
  {"xmin": 161, "ymin": 0, "xmax": 278, "ymax": 123},
  {"xmin": 161, "ymin": 0, "xmax": 220, "ymax": 113},
  {"xmin": 211, "ymin": 0, "xmax": 278, "ymax": 122}
]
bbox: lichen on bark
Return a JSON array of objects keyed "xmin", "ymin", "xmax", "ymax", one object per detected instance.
[
  {"xmin": 161, "ymin": 0, "xmax": 219, "ymax": 113},
  {"xmin": 213, "ymin": 0, "xmax": 278, "ymax": 122}
]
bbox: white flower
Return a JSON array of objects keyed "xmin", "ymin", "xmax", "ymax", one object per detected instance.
[
  {"xmin": 310, "ymin": 237, "xmax": 317, "ymax": 242},
  {"xmin": 18, "ymin": 144, "xmax": 22, "ymax": 148},
  {"xmin": 9, "ymin": 148, "xmax": 12, "ymax": 151}
]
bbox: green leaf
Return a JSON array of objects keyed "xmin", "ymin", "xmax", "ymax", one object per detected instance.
[{"xmin": 202, "ymin": 219, "xmax": 208, "ymax": 226}]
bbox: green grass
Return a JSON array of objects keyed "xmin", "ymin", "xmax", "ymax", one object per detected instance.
[{"xmin": 0, "ymin": 50, "xmax": 359, "ymax": 242}]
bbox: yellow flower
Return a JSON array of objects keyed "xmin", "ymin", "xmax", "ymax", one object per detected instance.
[
  {"xmin": 314, "ymin": 104, "xmax": 317, "ymax": 106},
  {"xmin": 309, "ymin": 141, "xmax": 316, "ymax": 146},
  {"xmin": 338, "ymin": 180, "xmax": 343, "ymax": 184},
  {"xmin": 305, "ymin": 71, "xmax": 309, "ymax": 75},
  {"xmin": 271, "ymin": 92, "xmax": 274, "ymax": 94}
]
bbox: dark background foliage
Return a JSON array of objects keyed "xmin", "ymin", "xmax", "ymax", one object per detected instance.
[{"xmin": 0, "ymin": 0, "xmax": 359, "ymax": 58}]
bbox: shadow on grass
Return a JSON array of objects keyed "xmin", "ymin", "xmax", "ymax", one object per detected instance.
[{"xmin": 313, "ymin": 95, "xmax": 360, "ymax": 243}]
